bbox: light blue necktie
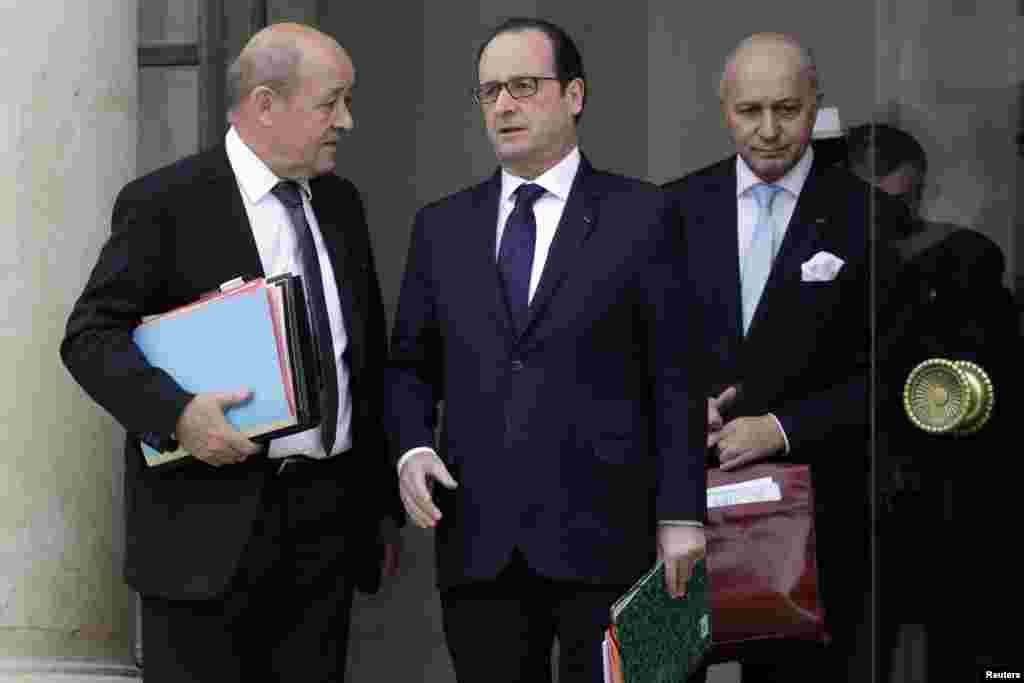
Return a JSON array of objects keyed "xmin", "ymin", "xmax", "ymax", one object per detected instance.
[{"xmin": 741, "ymin": 183, "xmax": 783, "ymax": 335}]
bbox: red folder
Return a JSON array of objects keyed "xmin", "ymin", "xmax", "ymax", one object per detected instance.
[{"xmin": 704, "ymin": 463, "xmax": 828, "ymax": 661}]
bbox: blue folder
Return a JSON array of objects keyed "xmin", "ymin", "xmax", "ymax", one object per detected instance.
[{"xmin": 133, "ymin": 285, "xmax": 296, "ymax": 466}]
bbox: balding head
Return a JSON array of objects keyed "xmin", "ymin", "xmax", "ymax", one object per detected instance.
[
  {"xmin": 227, "ymin": 23, "xmax": 347, "ymax": 118},
  {"xmin": 719, "ymin": 33, "xmax": 819, "ymax": 102},
  {"xmin": 228, "ymin": 23, "xmax": 356, "ymax": 179},
  {"xmin": 719, "ymin": 33, "xmax": 820, "ymax": 183}
]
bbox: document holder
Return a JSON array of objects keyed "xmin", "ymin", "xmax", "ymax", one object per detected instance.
[{"xmin": 704, "ymin": 463, "xmax": 827, "ymax": 661}]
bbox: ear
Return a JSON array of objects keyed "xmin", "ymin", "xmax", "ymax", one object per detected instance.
[
  {"xmin": 565, "ymin": 77, "xmax": 585, "ymax": 116},
  {"xmin": 251, "ymin": 86, "xmax": 277, "ymax": 126}
]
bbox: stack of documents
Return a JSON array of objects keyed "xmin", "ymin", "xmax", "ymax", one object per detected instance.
[
  {"xmin": 133, "ymin": 274, "xmax": 320, "ymax": 467},
  {"xmin": 603, "ymin": 559, "xmax": 711, "ymax": 683}
]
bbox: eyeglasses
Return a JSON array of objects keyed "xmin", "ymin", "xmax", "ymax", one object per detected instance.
[{"xmin": 471, "ymin": 76, "xmax": 561, "ymax": 104}]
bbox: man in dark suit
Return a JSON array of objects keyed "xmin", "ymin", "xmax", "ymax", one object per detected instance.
[
  {"xmin": 385, "ymin": 17, "xmax": 707, "ymax": 683},
  {"xmin": 60, "ymin": 23, "xmax": 400, "ymax": 683},
  {"xmin": 663, "ymin": 34, "xmax": 901, "ymax": 682}
]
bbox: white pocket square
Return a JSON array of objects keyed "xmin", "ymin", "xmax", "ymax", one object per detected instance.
[{"xmin": 800, "ymin": 251, "xmax": 845, "ymax": 282}]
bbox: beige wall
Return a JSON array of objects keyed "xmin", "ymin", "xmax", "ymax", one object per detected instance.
[{"xmin": 0, "ymin": 0, "xmax": 138, "ymax": 666}]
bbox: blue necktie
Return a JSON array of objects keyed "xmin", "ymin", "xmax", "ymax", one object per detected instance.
[
  {"xmin": 498, "ymin": 183, "xmax": 546, "ymax": 335},
  {"xmin": 741, "ymin": 183, "xmax": 783, "ymax": 335},
  {"xmin": 272, "ymin": 180, "xmax": 338, "ymax": 454}
]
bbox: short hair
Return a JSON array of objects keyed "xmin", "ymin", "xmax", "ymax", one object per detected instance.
[
  {"xmin": 717, "ymin": 34, "xmax": 820, "ymax": 101},
  {"xmin": 846, "ymin": 123, "xmax": 928, "ymax": 178},
  {"xmin": 476, "ymin": 17, "xmax": 586, "ymax": 121},
  {"xmin": 226, "ymin": 43, "xmax": 303, "ymax": 118}
]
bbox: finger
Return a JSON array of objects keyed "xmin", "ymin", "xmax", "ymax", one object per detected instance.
[
  {"xmin": 223, "ymin": 432, "xmax": 260, "ymax": 459},
  {"xmin": 719, "ymin": 449, "xmax": 752, "ymax": 471},
  {"xmin": 431, "ymin": 461, "xmax": 459, "ymax": 490},
  {"xmin": 675, "ymin": 555, "xmax": 696, "ymax": 599},
  {"xmin": 214, "ymin": 389, "xmax": 254, "ymax": 409},
  {"xmin": 717, "ymin": 385, "xmax": 738, "ymax": 406},
  {"xmin": 663, "ymin": 557, "xmax": 680, "ymax": 599},
  {"xmin": 406, "ymin": 469, "xmax": 443, "ymax": 524},
  {"xmin": 707, "ymin": 429, "xmax": 724, "ymax": 449},
  {"xmin": 400, "ymin": 492, "xmax": 434, "ymax": 528}
]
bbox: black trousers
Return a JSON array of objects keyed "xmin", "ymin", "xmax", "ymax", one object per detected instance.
[
  {"xmin": 440, "ymin": 548, "xmax": 631, "ymax": 683},
  {"xmin": 140, "ymin": 457, "xmax": 355, "ymax": 683}
]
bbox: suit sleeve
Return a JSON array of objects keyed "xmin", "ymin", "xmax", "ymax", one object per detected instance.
[
  {"xmin": 384, "ymin": 208, "xmax": 444, "ymax": 466},
  {"xmin": 342, "ymin": 180, "xmax": 406, "ymax": 527},
  {"xmin": 60, "ymin": 183, "xmax": 194, "ymax": 440},
  {"xmin": 646, "ymin": 195, "xmax": 708, "ymax": 522}
]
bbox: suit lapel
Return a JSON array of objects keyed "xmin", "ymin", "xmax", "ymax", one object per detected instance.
[
  {"xmin": 469, "ymin": 171, "xmax": 514, "ymax": 339},
  {"xmin": 707, "ymin": 163, "xmax": 744, "ymax": 345},
  {"xmin": 518, "ymin": 157, "xmax": 599, "ymax": 340},
  {"xmin": 311, "ymin": 182, "xmax": 364, "ymax": 374},
  {"xmin": 201, "ymin": 147, "xmax": 265, "ymax": 282},
  {"xmin": 746, "ymin": 160, "xmax": 826, "ymax": 337}
]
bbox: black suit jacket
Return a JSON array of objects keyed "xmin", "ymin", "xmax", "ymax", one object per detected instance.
[
  {"xmin": 385, "ymin": 158, "xmax": 706, "ymax": 591},
  {"xmin": 664, "ymin": 157, "xmax": 905, "ymax": 634},
  {"xmin": 61, "ymin": 144, "xmax": 399, "ymax": 599}
]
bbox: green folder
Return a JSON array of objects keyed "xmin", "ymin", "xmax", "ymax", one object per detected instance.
[{"xmin": 611, "ymin": 558, "xmax": 711, "ymax": 682}]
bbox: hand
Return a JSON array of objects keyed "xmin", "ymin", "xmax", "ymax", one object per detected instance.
[
  {"xmin": 707, "ymin": 385, "xmax": 738, "ymax": 436},
  {"xmin": 398, "ymin": 451, "xmax": 458, "ymax": 529},
  {"xmin": 708, "ymin": 414, "xmax": 785, "ymax": 471},
  {"xmin": 657, "ymin": 525, "xmax": 706, "ymax": 599},
  {"xmin": 175, "ymin": 391, "xmax": 261, "ymax": 467}
]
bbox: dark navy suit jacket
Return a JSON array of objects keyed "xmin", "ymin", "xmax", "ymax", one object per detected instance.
[{"xmin": 386, "ymin": 158, "xmax": 707, "ymax": 591}]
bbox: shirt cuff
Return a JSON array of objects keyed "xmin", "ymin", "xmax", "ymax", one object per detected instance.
[
  {"xmin": 657, "ymin": 520, "xmax": 704, "ymax": 528},
  {"xmin": 396, "ymin": 446, "xmax": 437, "ymax": 475},
  {"xmin": 767, "ymin": 413, "xmax": 790, "ymax": 455}
]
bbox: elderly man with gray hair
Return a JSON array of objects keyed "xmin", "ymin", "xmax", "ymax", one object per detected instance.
[
  {"xmin": 664, "ymin": 33, "xmax": 906, "ymax": 682},
  {"xmin": 61, "ymin": 23, "xmax": 401, "ymax": 682}
]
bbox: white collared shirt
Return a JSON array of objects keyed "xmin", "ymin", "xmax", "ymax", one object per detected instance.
[
  {"xmin": 496, "ymin": 147, "xmax": 582, "ymax": 301},
  {"xmin": 735, "ymin": 145, "xmax": 814, "ymax": 262},
  {"xmin": 225, "ymin": 126, "xmax": 352, "ymax": 459}
]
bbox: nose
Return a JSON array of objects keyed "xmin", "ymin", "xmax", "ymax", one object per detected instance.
[
  {"xmin": 492, "ymin": 85, "xmax": 519, "ymax": 114},
  {"xmin": 334, "ymin": 101, "xmax": 354, "ymax": 131},
  {"xmin": 758, "ymin": 111, "xmax": 779, "ymax": 140}
]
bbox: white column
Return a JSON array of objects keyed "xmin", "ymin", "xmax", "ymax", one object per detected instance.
[{"xmin": 0, "ymin": 0, "xmax": 139, "ymax": 678}]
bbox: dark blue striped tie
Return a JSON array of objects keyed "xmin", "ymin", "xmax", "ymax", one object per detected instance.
[
  {"xmin": 271, "ymin": 180, "xmax": 338, "ymax": 455},
  {"xmin": 498, "ymin": 183, "xmax": 546, "ymax": 335}
]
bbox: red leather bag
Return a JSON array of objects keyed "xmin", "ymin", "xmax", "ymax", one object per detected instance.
[{"xmin": 704, "ymin": 463, "xmax": 828, "ymax": 661}]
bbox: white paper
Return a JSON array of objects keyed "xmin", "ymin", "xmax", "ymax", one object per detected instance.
[{"xmin": 707, "ymin": 477, "xmax": 782, "ymax": 508}]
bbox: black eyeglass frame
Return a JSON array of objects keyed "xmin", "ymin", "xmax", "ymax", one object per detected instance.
[{"xmin": 471, "ymin": 75, "xmax": 564, "ymax": 104}]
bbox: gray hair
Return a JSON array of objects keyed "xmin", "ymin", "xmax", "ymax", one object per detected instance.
[
  {"xmin": 226, "ymin": 44, "xmax": 303, "ymax": 120},
  {"xmin": 716, "ymin": 34, "xmax": 820, "ymax": 101}
]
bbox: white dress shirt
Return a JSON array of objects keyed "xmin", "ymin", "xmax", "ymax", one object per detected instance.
[
  {"xmin": 732, "ymin": 145, "xmax": 815, "ymax": 454},
  {"xmin": 225, "ymin": 126, "xmax": 352, "ymax": 459}
]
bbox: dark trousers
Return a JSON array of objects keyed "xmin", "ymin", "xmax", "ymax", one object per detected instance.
[
  {"xmin": 140, "ymin": 458, "xmax": 355, "ymax": 683},
  {"xmin": 440, "ymin": 548, "xmax": 631, "ymax": 683}
]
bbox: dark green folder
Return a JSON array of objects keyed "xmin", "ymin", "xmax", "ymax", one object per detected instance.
[{"xmin": 611, "ymin": 558, "xmax": 711, "ymax": 682}]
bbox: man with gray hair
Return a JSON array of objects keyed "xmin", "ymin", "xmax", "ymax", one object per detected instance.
[
  {"xmin": 61, "ymin": 23, "xmax": 400, "ymax": 682},
  {"xmin": 664, "ymin": 33, "xmax": 903, "ymax": 682}
]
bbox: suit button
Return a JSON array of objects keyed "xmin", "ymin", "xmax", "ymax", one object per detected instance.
[{"xmin": 510, "ymin": 360, "xmax": 524, "ymax": 372}]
